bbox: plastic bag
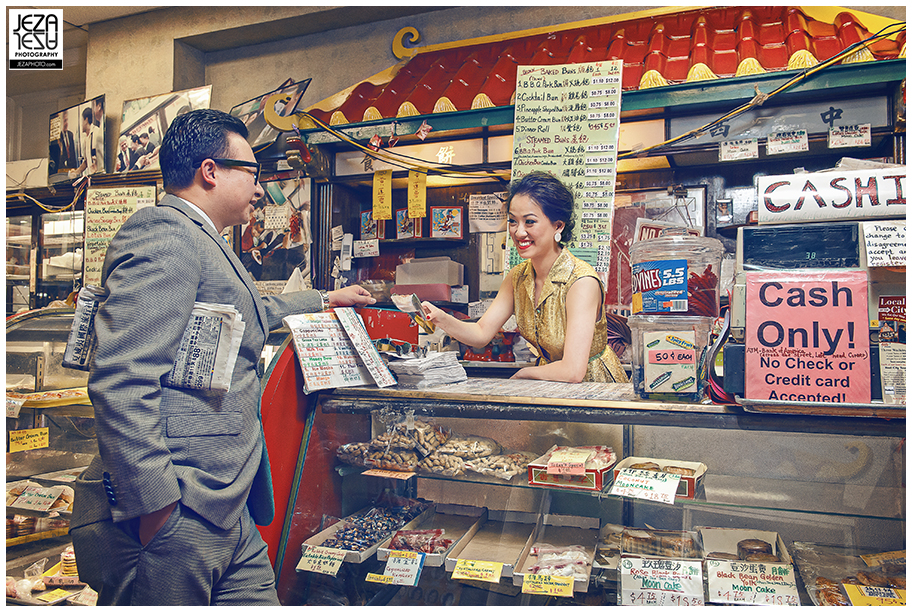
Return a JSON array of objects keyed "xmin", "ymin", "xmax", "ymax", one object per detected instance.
[
  {"xmin": 528, "ymin": 544, "xmax": 592, "ymax": 580},
  {"xmin": 436, "ymin": 435, "xmax": 502, "ymax": 458},
  {"xmin": 14, "ymin": 558, "xmax": 48, "ymax": 596},
  {"xmin": 389, "ymin": 529, "xmax": 454, "ymax": 554},
  {"xmin": 464, "ymin": 450, "xmax": 537, "ymax": 481},
  {"xmin": 417, "ymin": 453, "xmax": 466, "ymax": 476},
  {"xmin": 365, "ymin": 448, "xmax": 419, "ymax": 472},
  {"xmin": 335, "ymin": 442, "xmax": 370, "ymax": 467}
]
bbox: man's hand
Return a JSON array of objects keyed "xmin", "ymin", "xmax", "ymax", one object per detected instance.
[
  {"xmin": 138, "ymin": 501, "xmax": 178, "ymax": 546},
  {"xmin": 327, "ymin": 285, "xmax": 376, "ymax": 308}
]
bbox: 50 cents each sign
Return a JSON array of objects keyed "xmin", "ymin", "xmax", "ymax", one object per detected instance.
[
  {"xmin": 610, "ymin": 468, "xmax": 681, "ymax": 505},
  {"xmin": 296, "ymin": 545, "xmax": 347, "ymax": 576}
]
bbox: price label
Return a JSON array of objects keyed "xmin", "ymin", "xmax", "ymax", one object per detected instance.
[
  {"xmin": 648, "ymin": 349, "xmax": 696, "ymax": 365},
  {"xmin": 9, "ymin": 427, "xmax": 49, "ymax": 452},
  {"xmin": 35, "ymin": 588, "xmax": 72, "ymax": 604},
  {"xmin": 452, "ymin": 559, "xmax": 503, "ymax": 583},
  {"xmin": 844, "ymin": 584, "xmax": 906, "ymax": 606},
  {"xmin": 10, "ymin": 485, "xmax": 63, "ymax": 512},
  {"xmin": 547, "ymin": 448, "xmax": 593, "ymax": 475},
  {"xmin": 361, "ymin": 469, "xmax": 415, "ymax": 480},
  {"xmin": 365, "ymin": 573, "xmax": 395, "ymax": 585},
  {"xmin": 707, "ymin": 559, "xmax": 800, "ymax": 605},
  {"xmin": 522, "ymin": 573, "xmax": 575, "ymax": 597},
  {"xmin": 621, "ymin": 557, "xmax": 704, "ymax": 606},
  {"xmin": 376, "ymin": 550, "xmax": 426, "ymax": 586},
  {"xmin": 296, "ymin": 545, "xmax": 347, "ymax": 576},
  {"xmin": 610, "ymin": 469, "xmax": 681, "ymax": 505}
]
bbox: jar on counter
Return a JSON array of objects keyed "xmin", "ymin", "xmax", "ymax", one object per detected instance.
[
  {"xmin": 629, "ymin": 315, "xmax": 712, "ymax": 402},
  {"xmin": 629, "ymin": 232, "xmax": 724, "ymax": 318}
]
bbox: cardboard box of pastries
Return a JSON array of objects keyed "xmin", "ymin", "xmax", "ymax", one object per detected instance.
[
  {"xmin": 612, "ymin": 456, "xmax": 707, "ymax": 499},
  {"xmin": 527, "ymin": 445, "xmax": 617, "ymax": 492},
  {"xmin": 621, "ymin": 528, "xmax": 702, "ymax": 559},
  {"xmin": 698, "ymin": 527, "xmax": 792, "ymax": 565}
]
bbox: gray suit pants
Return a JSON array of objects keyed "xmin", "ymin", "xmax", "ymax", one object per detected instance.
[{"xmin": 70, "ymin": 502, "xmax": 280, "ymax": 605}]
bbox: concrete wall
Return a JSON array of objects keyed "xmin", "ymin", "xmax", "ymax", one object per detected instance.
[{"xmin": 8, "ymin": 5, "xmax": 905, "ymax": 167}]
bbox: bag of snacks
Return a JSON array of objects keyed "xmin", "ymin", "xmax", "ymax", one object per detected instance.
[
  {"xmin": 464, "ymin": 450, "xmax": 538, "ymax": 481},
  {"xmin": 416, "ymin": 453, "xmax": 466, "ymax": 477},
  {"xmin": 389, "ymin": 529, "xmax": 454, "ymax": 555},
  {"xmin": 336, "ymin": 442, "xmax": 370, "ymax": 467},
  {"xmin": 436, "ymin": 435, "xmax": 501, "ymax": 458},
  {"xmin": 365, "ymin": 448, "xmax": 420, "ymax": 472}
]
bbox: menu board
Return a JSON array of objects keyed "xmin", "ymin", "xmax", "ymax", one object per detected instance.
[
  {"xmin": 284, "ymin": 309, "xmax": 395, "ymax": 393},
  {"xmin": 512, "ymin": 60, "xmax": 623, "ymax": 273},
  {"xmin": 84, "ymin": 186, "xmax": 156, "ymax": 286}
]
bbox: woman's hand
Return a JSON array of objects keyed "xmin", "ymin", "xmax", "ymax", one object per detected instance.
[{"xmin": 328, "ymin": 285, "xmax": 376, "ymax": 307}]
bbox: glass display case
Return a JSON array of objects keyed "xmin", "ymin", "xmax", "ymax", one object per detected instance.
[
  {"xmin": 36, "ymin": 211, "xmax": 84, "ymax": 309},
  {"xmin": 6, "ymin": 309, "xmax": 97, "ymax": 601},
  {"xmin": 6, "ymin": 215, "xmax": 33, "ymax": 316},
  {"xmin": 258, "ymin": 346, "xmax": 905, "ymax": 606}
]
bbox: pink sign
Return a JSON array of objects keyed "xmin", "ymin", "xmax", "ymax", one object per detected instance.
[{"xmin": 745, "ymin": 271, "xmax": 870, "ymax": 404}]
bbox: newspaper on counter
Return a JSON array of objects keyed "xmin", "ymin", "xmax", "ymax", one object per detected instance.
[
  {"xmin": 62, "ymin": 285, "xmax": 106, "ymax": 371},
  {"xmin": 387, "ymin": 351, "xmax": 467, "ymax": 388},
  {"xmin": 166, "ymin": 302, "xmax": 245, "ymax": 393}
]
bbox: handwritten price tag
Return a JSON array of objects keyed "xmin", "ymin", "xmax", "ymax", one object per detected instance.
[
  {"xmin": 365, "ymin": 573, "xmax": 395, "ymax": 585},
  {"xmin": 35, "ymin": 588, "xmax": 72, "ymax": 604},
  {"xmin": 9, "ymin": 427, "xmax": 49, "ymax": 452},
  {"xmin": 361, "ymin": 469, "xmax": 415, "ymax": 480},
  {"xmin": 621, "ymin": 557, "xmax": 704, "ymax": 606},
  {"xmin": 296, "ymin": 545, "xmax": 347, "ymax": 576},
  {"xmin": 522, "ymin": 573, "xmax": 575, "ymax": 597},
  {"xmin": 547, "ymin": 448, "xmax": 593, "ymax": 475},
  {"xmin": 381, "ymin": 550, "xmax": 425, "ymax": 586},
  {"xmin": 648, "ymin": 349, "xmax": 695, "ymax": 364},
  {"xmin": 707, "ymin": 559, "xmax": 800, "ymax": 605},
  {"xmin": 10, "ymin": 485, "xmax": 63, "ymax": 512},
  {"xmin": 610, "ymin": 468, "xmax": 681, "ymax": 505},
  {"xmin": 844, "ymin": 584, "xmax": 906, "ymax": 606},
  {"xmin": 452, "ymin": 559, "xmax": 503, "ymax": 583}
]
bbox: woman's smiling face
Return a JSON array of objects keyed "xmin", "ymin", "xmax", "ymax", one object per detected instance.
[{"xmin": 507, "ymin": 194, "xmax": 563, "ymax": 259}]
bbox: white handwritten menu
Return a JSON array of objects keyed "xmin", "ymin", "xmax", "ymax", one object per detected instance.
[
  {"xmin": 284, "ymin": 310, "xmax": 396, "ymax": 393},
  {"xmin": 512, "ymin": 60, "xmax": 623, "ymax": 273},
  {"xmin": 84, "ymin": 186, "xmax": 157, "ymax": 287}
]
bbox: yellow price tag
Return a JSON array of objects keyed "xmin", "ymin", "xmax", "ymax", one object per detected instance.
[
  {"xmin": 843, "ymin": 584, "xmax": 905, "ymax": 606},
  {"xmin": 9, "ymin": 427, "xmax": 49, "ymax": 452},
  {"xmin": 452, "ymin": 559, "xmax": 503, "ymax": 583},
  {"xmin": 407, "ymin": 170, "xmax": 427, "ymax": 218},
  {"xmin": 365, "ymin": 573, "xmax": 395, "ymax": 585},
  {"xmin": 389, "ymin": 550, "xmax": 420, "ymax": 560},
  {"xmin": 522, "ymin": 573, "xmax": 575, "ymax": 597},
  {"xmin": 36, "ymin": 588, "xmax": 71, "ymax": 603},
  {"xmin": 373, "ymin": 170, "xmax": 392, "ymax": 220}
]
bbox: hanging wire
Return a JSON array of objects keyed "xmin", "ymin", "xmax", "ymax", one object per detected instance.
[{"xmin": 619, "ymin": 21, "xmax": 907, "ymax": 159}]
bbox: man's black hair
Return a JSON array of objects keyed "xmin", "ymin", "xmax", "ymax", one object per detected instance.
[{"xmin": 160, "ymin": 109, "xmax": 249, "ymax": 191}]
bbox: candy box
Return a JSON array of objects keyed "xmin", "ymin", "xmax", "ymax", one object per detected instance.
[
  {"xmin": 527, "ymin": 445, "xmax": 617, "ymax": 492},
  {"xmin": 377, "ymin": 504, "xmax": 486, "ymax": 567},
  {"xmin": 612, "ymin": 456, "xmax": 707, "ymax": 500},
  {"xmin": 445, "ymin": 509, "xmax": 539, "ymax": 578},
  {"xmin": 513, "ymin": 514, "xmax": 600, "ymax": 593}
]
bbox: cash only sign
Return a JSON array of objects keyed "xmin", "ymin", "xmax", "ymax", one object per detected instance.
[{"xmin": 745, "ymin": 270, "xmax": 870, "ymax": 403}]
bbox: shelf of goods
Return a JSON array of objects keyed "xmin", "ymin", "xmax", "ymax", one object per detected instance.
[{"xmin": 259, "ymin": 338, "xmax": 905, "ymax": 606}]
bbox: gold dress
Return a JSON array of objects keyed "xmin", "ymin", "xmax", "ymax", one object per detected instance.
[{"xmin": 512, "ymin": 249, "xmax": 628, "ymax": 383}]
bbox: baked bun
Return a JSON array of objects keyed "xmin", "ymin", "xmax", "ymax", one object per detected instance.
[{"xmin": 737, "ymin": 538, "xmax": 772, "ymax": 559}]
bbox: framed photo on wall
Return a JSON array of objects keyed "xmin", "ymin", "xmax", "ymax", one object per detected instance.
[
  {"xmin": 49, "ymin": 94, "xmax": 106, "ymax": 183},
  {"xmin": 361, "ymin": 210, "xmax": 386, "ymax": 240},
  {"xmin": 430, "ymin": 206, "xmax": 464, "ymax": 239},
  {"xmin": 395, "ymin": 208, "xmax": 422, "ymax": 239},
  {"xmin": 118, "ymin": 85, "xmax": 212, "ymax": 173},
  {"xmin": 229, "ymin": 79, "xmax": 311, "ymax": 151}
]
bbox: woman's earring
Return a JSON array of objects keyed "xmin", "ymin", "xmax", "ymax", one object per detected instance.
[{"xmin": 554, "ymin": 230, "xmax": 562, "ymax": 243}]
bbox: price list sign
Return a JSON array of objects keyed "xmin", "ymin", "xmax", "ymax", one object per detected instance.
[
  {"xmin": 296, "ymin": 545, "xmax": 347, "ymax": 576},
  {"xmin": 610, "ymin": 468, "xmax": 681, "ymax": 505},
  {"xmin": 706, "ymin": 559, "xmax": 800, "ymax": 606},
  {"xmin": 620, "ymin": 557, "xmax": 704, "ymax": 606},
  {"xmin": 511, "ymin": 60, "xmax": 623, "ymax": 273},
  {"xmin": 284, "ymin": 312, "xmax": 374, "ymax": 393}
]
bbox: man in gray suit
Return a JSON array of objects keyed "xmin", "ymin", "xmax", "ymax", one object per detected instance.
[{"xmin": 70, "ymin": 109, "xmax": 374, "ymax": 605}]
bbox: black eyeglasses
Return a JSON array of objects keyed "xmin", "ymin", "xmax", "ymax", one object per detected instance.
[{"xmin": 195, "ymin": 158, "xmax": 261, "ymax": 183}]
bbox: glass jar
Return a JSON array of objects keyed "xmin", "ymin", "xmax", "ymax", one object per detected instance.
[{"xmin": 629, "ymin": 314, "xmax": 712, "ymax": 402}]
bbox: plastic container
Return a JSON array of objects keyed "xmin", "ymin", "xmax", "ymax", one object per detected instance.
[
  {"xmin": 629, "ymin": 315, "xmax": 712, "ymax": 402},
  {"xmin": 629, "ymin": 233, "xmax": 724, "ymax": 317}
]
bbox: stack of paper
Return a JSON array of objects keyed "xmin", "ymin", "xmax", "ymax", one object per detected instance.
[{"xmin": 387, "ymin": 351, "xmax": 467, "ymax": 388}]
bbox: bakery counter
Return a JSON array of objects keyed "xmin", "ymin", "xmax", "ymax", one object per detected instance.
[{"xmin": 318, "ymin": 378, "xmax": 905, "ymax": 438}]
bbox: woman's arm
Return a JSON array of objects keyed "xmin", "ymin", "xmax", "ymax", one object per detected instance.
[
  {"xmin": 511, "ymin": 276, "xmax": 601, "ymax": 383},
  {"xmin": 422, "ymin": 273, "xmax": 516, "ymax": 348}
]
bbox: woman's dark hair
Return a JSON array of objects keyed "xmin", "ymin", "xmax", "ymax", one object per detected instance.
[
  {"xmin": 506, "ymin": 171, "xmax": 575, "ymax": 246},
  {"xmin": 159, "ymin": 109, "xmax": 249, "ymax": 191}
]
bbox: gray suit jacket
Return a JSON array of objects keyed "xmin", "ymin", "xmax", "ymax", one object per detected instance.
[{"xmin": 72, "ymin": 194, "xmax": 321, "ymax": 532}]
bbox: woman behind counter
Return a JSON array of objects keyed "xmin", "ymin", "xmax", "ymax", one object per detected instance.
[{"xmin": 422, "ymin": 171, "xmax": 628, "ymax": 383}]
